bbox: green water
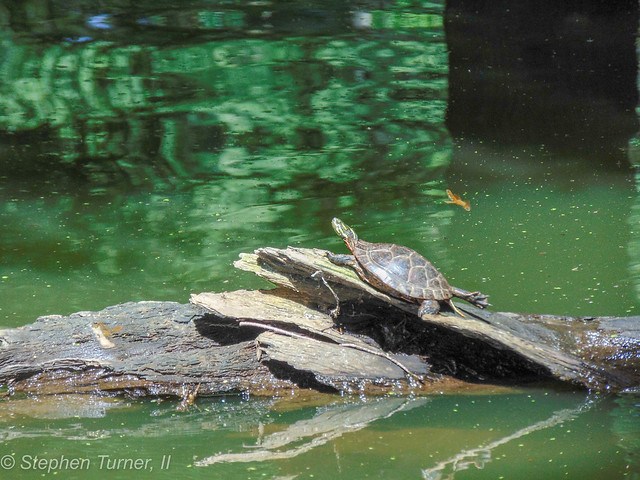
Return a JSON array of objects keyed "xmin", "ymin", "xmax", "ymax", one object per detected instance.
[
  {"xmin": 1, "ymin": 1, "xmax": 639, "ymax": 478},
  {"xmin": 0, "ymin": 391, "xmax": 637, "ymax": 479}
]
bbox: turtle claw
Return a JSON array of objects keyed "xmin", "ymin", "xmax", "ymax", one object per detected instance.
[
  {"xmin": 468, "ymin": 292, "xmax": 490, "ymax": 309},
  {"xmin": 453, "ymin": 288, "xmax": 490, "ymax": 309}
]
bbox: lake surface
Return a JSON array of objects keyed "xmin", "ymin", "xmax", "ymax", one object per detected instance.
[
  {"xmin": 0, "ymin": 390, "xmax": 637, "ymax": 479},
  {"xmin": 0, "ymin": 1, "xmax": 639, "ymax": 478}
]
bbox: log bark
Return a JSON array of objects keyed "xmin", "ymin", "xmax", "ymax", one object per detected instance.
[
  {"xmin": 0, "ymin": 301, "xmax": 294, "ymax": 396},
  {"xmin": 228, "ymin": 247, "xmax": 640, "ymax": 391},
  {"xmin": 0, "ymin": 246, "xmax": 638, "ymax": 397}
]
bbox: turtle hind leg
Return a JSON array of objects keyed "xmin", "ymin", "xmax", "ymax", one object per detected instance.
[
  {"xmin": 418, "ymin": 299, "xmax": 440, "ymax": 318},
  {"xmin": 418, "ymin": 299, "xmax": 464, "ymax": 318},
  {"xmin": 451, "ymin": 287, "xmax": 490, "ymax": 309},
  {"xmin": 418, "ymin": 299, "xmax": 465, "ymax": 319}
]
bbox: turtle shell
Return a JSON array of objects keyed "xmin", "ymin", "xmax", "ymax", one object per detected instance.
[{"xmin": 352, "ymin": 240, "xmax": 453, "ymax": 302}]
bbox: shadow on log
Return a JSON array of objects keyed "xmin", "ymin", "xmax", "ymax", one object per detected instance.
[{"xmin": 1, "ymin": 247, "xmax": 638, "ymax": 397}]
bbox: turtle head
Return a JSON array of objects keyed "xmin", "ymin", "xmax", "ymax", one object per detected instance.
[{"xmin": 331, "ymin": 217, "xmax": 358, "ymax": 247}]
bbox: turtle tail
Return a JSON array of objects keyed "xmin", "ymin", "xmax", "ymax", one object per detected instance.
[{"xmin": 451, "ymin": 287, "xmax": 490, "ymax": 309}]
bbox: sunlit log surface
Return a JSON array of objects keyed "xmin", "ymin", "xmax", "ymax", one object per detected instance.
[
  {"xmin": 230, "ymin": 247, "xmax": 639, "ymax": 391},
  {"xmin": 0, "ymin": 247, "xmax": 638, "ymax": 397}
]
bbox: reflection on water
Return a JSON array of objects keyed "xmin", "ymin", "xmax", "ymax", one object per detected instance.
[
  {"xmin": 421, "ymin": 395, "xmax": 596, "ymax": 479},
  {"xmin": 0, "ymin": 391, "xmax": 636, "ymax": 479},
  {"xmin": 0, "ymin": 1, "xmax": 638, "ymax": 324},
  {"xmin": 0, "ymin": 0, "xmax": 458, "ymax": 324},
  {"xmin": 196, "ymin": 397, "xmax": 427, "ymax": 465},
  {"xmin": 0, "ymin": 1, "xmax": 449, "ymax": 187},
  {"xmin": 0, "ymin": 3, "xmax": 639, "ymax": 477},
  {"xmin": 3, "ymin": 151, "xmax": 638, "ymax": 323}
]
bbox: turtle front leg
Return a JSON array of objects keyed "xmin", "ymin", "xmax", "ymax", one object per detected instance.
[
  {"xmin": 326, "ymin": 252, "xmax": 357, "ymax": 267},
  {"xmin": 418, "ymin": 299, "xmax": 440, "ymax": 318}
]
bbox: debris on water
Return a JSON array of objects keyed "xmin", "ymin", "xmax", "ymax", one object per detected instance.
[
  {"xmin": 177, "ymin": 383, "xmax": 201, "ymax": 412},
  {"xmin": 445, "ymin": 189, "xmax": 471, "ymax": 211}
]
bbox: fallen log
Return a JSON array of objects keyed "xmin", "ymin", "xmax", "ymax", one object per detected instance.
[
  {"xmin": 227, "ymin": 247, "xmax": 640, "ymax": 391},
  {"xmin": 0, "ymin": 246, "xmax": 638, "ymax": 397}
]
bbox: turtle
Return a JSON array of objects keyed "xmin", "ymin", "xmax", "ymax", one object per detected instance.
[{"xmin": 327, "ymin": 217, "xmax": 489, "ymax": 317}]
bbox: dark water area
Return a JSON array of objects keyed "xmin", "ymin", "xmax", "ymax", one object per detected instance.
[
  {"xmin": 446, "ymin": 0, "xmax": 638, "ymax": 160},
  {"xmin": 0, "ymin": 1, "xmax": 639, "ymax": 478}
]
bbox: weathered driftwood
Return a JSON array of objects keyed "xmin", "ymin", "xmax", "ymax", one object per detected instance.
[
  {"xmin": 227, "ymin": 247, "xmax": 640, "ymax": 391},
  {"xmin": 0, "ymin": 246, "xmax": 638, "ymax": 397},
  {"xmin": 0, "ymin": 301, "xmax": 295, "ymax": 397}
]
